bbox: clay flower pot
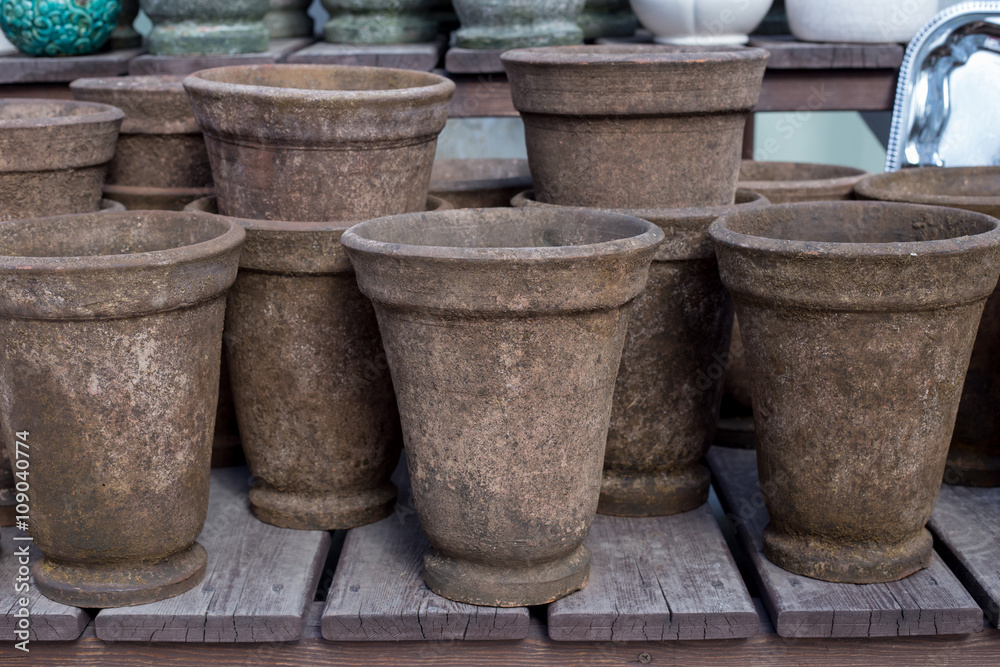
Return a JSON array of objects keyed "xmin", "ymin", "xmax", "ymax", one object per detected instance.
[
  {"xmin": 453, "ymin": 0, "xmax": 585, "ymax": 49},
  {"xmin": 502, "ymin": 45, "xmax": 768, "ymax": 209},
  {"xmin": 140, "ymin": 0, "xmax": 269, "ymax": 56},
  {"xmin": 265, "ymin": 0, "xmax": 313, "ymax": 38},
  {"xmin": 70, "ymin": 75, "xmax": 215, "ymax": 211},
  {"xmin": 786, "ymin": 0, "xmax": 936, "ymax": 43},
  {"xmin": 184, "ymin": 195, "xmax": 450, "ymax": 529},
  {"xmin": 320, "ymin": 0, "xmax": 438, "ymax": 44},
  {"xmin": 184, "ymin": 64, "xmax": 455, "ymax": 222},
  {"xmin": 0, "ymin": 99, "xmax": 123, "ymax": 222},
  {"xmin": 855, "ymin": 167, "xmax": 1000, "ymax": 487},
  {"xmin": 513, "ymin": 189, "xmax": 769, "ymax": 515},
  {"xmin": 0, "ymin": 210, "xmax": 244, "ymax": 607},
  {"xmin": 630, "ymin": 0, "xmax": 772, "ymax": 45},
  {"xmin": 429, "ymin": 158, "xmax": 532, "ymax": 209},
  {"xmin": 0, "ymin": 0, "xmax": 120, "ymax": 56},
  {"xmin": 342, "ymin": 207, "xmax": 663, "ymax": 606},
  {"xmin": 710, "ymin": 201, "xmax": 1000, "ymax": 583},
  {"xmin": 579, "ymin": 0, "xmax": 637, "ymax": 39}
]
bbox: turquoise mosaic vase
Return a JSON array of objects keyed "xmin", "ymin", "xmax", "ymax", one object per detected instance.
[{"xmin": 0, "ymin": 0, "xmax": 121, "ymax": 56}]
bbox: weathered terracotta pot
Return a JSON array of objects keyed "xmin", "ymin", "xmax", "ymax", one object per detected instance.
[
  {"xmin": 502, "ymin": 45, "xmax": 768, "ymax": 209},
  {"xmin": 140, "ymin": 0, "xmax": 270, "ymax": 55},
  {"xmin": 342, "ymin": 207, "xmax": 663, "ymax": 606},
  {"xmin": 710, "ymin": 201, "xmax": 1000, "ymax": 583},
  {"xmin": 513, "ymin": 189, "xmax": 769, "ymax": 515},
  {"xmin": 453, "ymin": 0, "xmax": 585, "ymax": 49},
  {"xmin": 855, "ymin": 167, "xmax": 1000, "ymax": 487},
  {"xmin": 579, "ymin": 0, "xmax": 637, "ymax": 39},
  {"xmin": 184, "ymin": 65, "xmax": 455, "ymax": 222},
  {"xmin": 70, "ymin": 75, "xmax": 215, "ymax": 212},
  {"xmin": 0, "ymin": 99, "xmax": 123, "ymax": 222},
  {"xmin": 430, "ymin": 159, "xmax": 532, "ymax": 209},
  {"xmin": 185, "ymin": 195, "xmax": 449, "ymax": 529},
  {"xmin": 0, "ymin": 210, "xmax": 244, "ymax": 607},
  {"xmin": 265, "ymin": 0, "xmax": 313, "ymax": 38},
  {"xmin": 321, "ymin": 0, "xmax": 438, "ymax": 43}
]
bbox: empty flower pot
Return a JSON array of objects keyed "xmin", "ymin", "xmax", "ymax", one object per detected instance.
[
  {"xmin": 855, "ymin": 166, "xmax": 1000, "ymax": 487},
  {"xmin": 184, "ymin": 64, "xmax": 455, "ymax": 222},
  {"xmin": 430, "ymin": 158, "xmax": 532, "ymax": 209},
  {"xmin": 70, "ymin": 75, "xmax": 215, "ymax": 211},
  {"xmin": 140, "ymin": 0, "xmax": 270, "ymax": 55},
  {"xmin": 630, "ymin": 0, "xmax": 773, "ymax": 45},
  {"xmin": 513, "ymin": 189, "xmax": 769, "ymax": 515},
  {"xmin": 579, "ymin": 0, "xmax": 637, "ymax": 39},
  {"xmin": 184, "ymin": 195, "xmax": 449, "ymax": 530},
  {"xmin": 265, "ymin": 0, "xmax": 314, "ymax": 38},
  {"xmin": 502, "ymin": 45, "xmax": 768, "ymax": 209},
  {"xmin": 320, "ymin": 0, "xmax": 438, "ymax": 43},
  {"xmin": 0, "ymin": 210, "xmax": 244, "ymax": 607},
  {"xmin": 342, "ymin": 207, "xmax": 663, "ymax": 606},
  {"xmin": 710, "ymin": 201, "xmax": 1000, "ymax": 583},
  {"xmin": 786, "ymin": 0, "xmax": 936, "ymax": 44},
  {"xmin": 0, "ymin": 99, "xmax": 123, "ymax": 221},
  {"xmin": 453, "ymin": 0, "xmax": 585, "ymax": 49}
]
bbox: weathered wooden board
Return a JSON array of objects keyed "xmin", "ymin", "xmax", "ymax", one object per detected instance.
[
  {"xmin": 321, "ymin": 492, "xmax": 530, "ymax": 641},
  {"xmin": 707, "ymin": 447, "xmax": 984, "ymax": 638},
  {"xmin": 547, "ymin": 508, "xmax": 759, "ymax": 641},
  {"xmin": 445, "ymin": 48, "xmax": 506, "ymax": 74},
  {"xmin": 0, "ymin": 48, "xmax": 142, "ymax": 84},
  {"xmin": 128, "ymin": 38, "xmax": 314, "ymax": 76},
  {"xmin": 0, "ymin": 528, "xmax": 90, "ymax": 641},
  {"xmin": 287, "ymin": 42, "xmax": 440, "ymax": 71},
  {"xmin": 748, "ymin": 37, "xmax": 905, "ymax": 70},
  {"xmin": 930, "ymin": 484, "xmax": 1000, "ymax": 628},
  {"xmin": 95, "ymin": 466, "xmax": 330, "ymax": 642}
]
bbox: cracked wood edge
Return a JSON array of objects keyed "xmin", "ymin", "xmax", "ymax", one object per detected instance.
[
  {"xmin": 94, "ymin": 466, "xmax": 331, "ymax": 642},
  {"xmin": 547, "ymin": 509, "xmax": 758, "ymax": 641},
  {"xmin": 706, "ymin": 446, "xmax": 983, "ymax": 639}
]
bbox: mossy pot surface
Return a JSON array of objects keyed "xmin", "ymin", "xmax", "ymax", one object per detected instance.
[
  {"xmin": 140, "ymin": 0, "xmax": 270, "ymax": 55},
  {"xmin": 320, "ymin": 0, "xmax": 438, "ymax": 44},
  {"xmin": 453, "ymin": 0, "xmax": 585, "ymax": 49}
]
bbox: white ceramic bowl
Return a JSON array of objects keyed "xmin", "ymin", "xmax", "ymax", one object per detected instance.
[
  {"xmin": 629, "ymin": 0, "xmax": 773, "ymax": 45},
  {"xmin": 786, "ymin": 0, "xmax": 938, "ymax": 43}
]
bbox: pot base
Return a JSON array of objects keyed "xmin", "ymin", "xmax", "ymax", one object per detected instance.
[
  {"xmin": 598, "ymin": 465, "xmax": 710, "ymax": 517},
  {"xmin": 654, "ymin": 34, "xmax": 750, "ymax": 46},
  {"xmin": 455, "ymin": 23, "xmax": 583, "ymax": 50},
  {"xmin": 34, "ymin": 543, "xmax": 207, "ymax": 608},
  {"xmin": 762, "ymin": 524, "xmax": 934, "ymax": 584},
  {"xmin": 944, "ymin": 448, "xmax": 1000, "ymax": 487},
  {"xmin": 249, "ymin": 481, "xmax": 397, "ymax": 530},
  {"xmin": 322, "ymin": 14, "xmax": 438, "ymax": 45},
  {"xmin": 148, "ymin": 24, "xmax": 270, "ymax": 57},
  {"xmin": 423, "ymin": 544, "xmax": 591, "ymax": 607}
]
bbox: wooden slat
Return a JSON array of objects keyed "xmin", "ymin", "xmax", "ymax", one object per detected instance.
[
  {"xmin": 0, "ymin": 529, "xmax": 89, "ymax": 641},
  {"xmin": 445, "ymin": 48, "xmax": 506, "ymax": 74},
  {"xmin": 930, "ymin": 485, "xmax": 1000, "ymax": 627},
  {"xmin": 94, "ymin": 466, "xmax": 330, "ymax": 642},
  {"xmin": 706, "ymin": 446, "xmax": 984, "ymax": 638},
  {"xmin": 547, "ymin": 509, "xmax": 758, "ymax": 641},
  {"xmin": 128, "ymin": 38, "xmax": 315, "ymax": 76},
  {"xmin": 0, "ymin": 48, "xmax": 142, "ymax": 84},
  {"xmin": 287, "ymin": 42, "xmax": 441, "ymax": 71},
  {"xmin": 749, "ymin": 37, "xmax": 905, "ymax": 70},
  {"xmin": 755, "ymin": 69, "xmax": 898, "ymax": 112}
]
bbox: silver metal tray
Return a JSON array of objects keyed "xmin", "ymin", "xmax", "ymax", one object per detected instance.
[{"xmin": 886, "ymin": 2, "xmax": 1000, "ymax": 171}]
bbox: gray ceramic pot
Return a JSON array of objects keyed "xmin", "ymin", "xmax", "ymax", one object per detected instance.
[
  {"xmin": 453, "ymin": 0, "xmax": 585, "ymax": 49},
  {"xmin": 320, "ymin": 0, "xmax": 438, "ymax": 43},
  {"xmin": 140, "ymin": 0, "xmax": 270, "ymax": 55}
]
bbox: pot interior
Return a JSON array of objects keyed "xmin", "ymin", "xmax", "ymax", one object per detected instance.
[
  {"xmin": 0, "ymin": 212, "xmax": 231, "ymax": 259},
  {"xmin": 354, "ymin": 209, "xmax": 652, "ymax": 250},
  {"xmin": 0, "ymin": 99, "xmax": 112, "ymax": 122},
  {"xmin": 191, "ymin": 64, "xmax": 444, "ymax": 93},
  {"xmin": 866, "ymin": 167, "xmax": 1000, "ymax": 199},
  {"xmin": 722, "ymin": 202, "xmax": 997, "ymax": 244},
  {"xmin": 739, "ymin": 161, "xmax": 865, "ymax": 182}
]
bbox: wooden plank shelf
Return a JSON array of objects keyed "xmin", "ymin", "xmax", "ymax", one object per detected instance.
[
  {"xmin": 94, "ymin": 466, "xmax": 331, "ymax": 642},
  {"xmin": 748, "ymin": 36, "xmax": 905, "ymax": 70},
  {"xmin": 444, "ymin": 47, "xmax": 506, "ymax": 74},
  {"xmin": 930, "ymin": 484, "xmax": 1000, "ymax": 628},
  {"xmin": 547, "ymin": 509, "xmax": 759, "ymax": 641},
  {"xmin": 287, "ymin": 42, "xmax": 442, "ymax": 71},
  {"xmin": 128, "ymin": 38, "xmax": 315, "ymax": 76},
  {"xmin": 706, "ymin": 446, "xmax": 985, "ymax": 638}
]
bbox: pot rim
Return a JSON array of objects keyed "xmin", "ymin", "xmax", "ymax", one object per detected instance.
[
  {"xmin": 710, "ymin": 201, "xmax": 1000, "ymax": 258},
  {"xmin": 854, "ymin": 166, "xmax": 1000, "ymax": 209},
  {"xmin": 341, "ymin": 207, "xmax": 665, "ymax": 262},
  {"xmin": 739, "ymin": 160, "xmax": 869, "ymax": 190},
  {"xmin": 0, "ymin": 98, "xmax": 124, "ymax": 130},
  {"xmin": 511, "ymin": 188, "xmax": 768, "ymax": 221},
  {"xmin": 500, "ymin": 43, "xmax": 771, "ymax": 66}
]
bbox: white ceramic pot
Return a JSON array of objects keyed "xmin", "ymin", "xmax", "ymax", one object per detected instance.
[
  {"xmin": 629, "ymin": 0, "xmax": 772, "ymax": 45},
  {"xmin": 786, "ymin": 0, "xmax": 938, "ymax": 43}
]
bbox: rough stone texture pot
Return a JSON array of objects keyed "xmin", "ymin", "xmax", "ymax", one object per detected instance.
[
  {"xmin": 630, "ymin": 0, "xmax": 772, "ymax": 45},
  {"xmin": 321, "ymin": 0, "xmax": 438, "ymax": 43},
  {"xmin": 184, "ymin": 64, "xmax": 455, "ymax": 222},
  {"xmin": 579, "ymin": 0, "xmax": 637, "ymax": 39},
  {"xmin": 342, "ymin": 207, "xmax": 663, "ymax": 606},
  {"xmin": 110, "ymin": 0, "xmax": 141, "ymax": 49},
  {"xmin": 710, "ymin": 201, "xmax": 1000, "ymax": 583},
  {"xmin": 184, "ymin": 195, "xmax": 450, "ymax": 530},
  {"xmin": 513, "ymin": 189, "xmax": 769, "ymax": 515},
  {"xmin": 0, "ymin": 0, "xmax": 120, "ymax": 56},
  {"xmin": 70, "ymin": 75, "xmax": 215, "ymax": 212},
  {"xmin": 265, "ymin": 0, "xmax": 313, "ymax": 38},
  {"xmin": 0, "ymin": 99, "xmax": 123, "ymax": 222},
  {"xmin": 855, "ymin": 167, "xmax": 1000, "ymax": 487},
  {"xmin": 453, "ymin": 0, "xmax": 586, "ymax": 49},
  {"xmin": 786, "ymin": 0, "xmax": 936, "ymax": 43},
  {"xmin": 140, "ymin": 0, "xmax": 270, "ymax": 56},
  {"xmin": 0, "ymin": 210, "xmax": 244, "ymax": 607},
  {"xmin": 430, "ymin": 158, "xmax": 532, "ymax": 209},
  {"xmin": 502, "ymin": 45, "xmax": 768, "ymax": 209}
]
